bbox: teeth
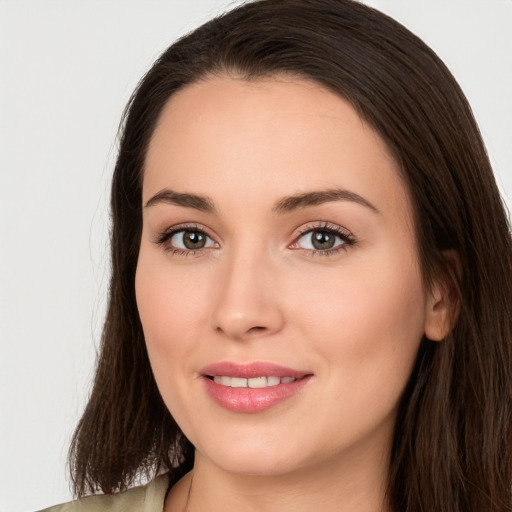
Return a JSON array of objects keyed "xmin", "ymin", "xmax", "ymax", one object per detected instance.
[
  {"xmin": 248, "ymin": 376, "xmax": 267, "ymax": 388},
  {"xmin": 212, "ymin": 376, "xmax": 296, "ymax": 388},
  {"xmin": 231, "ymin": 377, "xmax": 247, "ymax": 388},
  {"xmin": 213, "ymin": 375, "xmax": 231, "ymax": 386},
  {"xmin": 267, "ymin": 376, "xmax": 281, "ymax": 386}
]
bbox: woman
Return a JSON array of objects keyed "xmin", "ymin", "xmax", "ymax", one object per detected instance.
[{"xmin": 42, "ymin": 0, "xmax": 512, "ymax": 510}]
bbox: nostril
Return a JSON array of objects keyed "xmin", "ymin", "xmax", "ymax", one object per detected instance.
[{"xmin": 247, "ymin": 326, "xmax": 267, "ymax": 335}]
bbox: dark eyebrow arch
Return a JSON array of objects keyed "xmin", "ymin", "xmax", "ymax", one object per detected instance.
[
  {"xmin": 144, "ymin": 187, "xmax": 378, "ymax": 215},
  {"xmin": 145, "ymin": 189, "xmax": 215, "ymax": 212},
  {"xmin": 272, "ymin": 188, "xmax": 379, "ymax": 214}
]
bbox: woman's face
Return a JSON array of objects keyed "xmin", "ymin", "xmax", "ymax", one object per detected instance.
[{"xmin": 136, "ymin": 76, "xmax": 436, "ymax": 477}]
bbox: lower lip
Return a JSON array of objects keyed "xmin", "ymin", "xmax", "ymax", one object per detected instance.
[{"xmin": 202, "ymin": 376, "xmax": 312, "ymax": 413}]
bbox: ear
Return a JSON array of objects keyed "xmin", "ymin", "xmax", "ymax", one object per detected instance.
[{"xmin": 424, "ymin": 251, "xmax": 460, "ymax": 342}]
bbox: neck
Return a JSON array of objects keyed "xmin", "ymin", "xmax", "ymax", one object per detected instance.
[{"xmin": 166, "ymin": 444, "xmax": 391, "ymax": 512}]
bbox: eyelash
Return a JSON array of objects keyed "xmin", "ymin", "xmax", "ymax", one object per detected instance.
[
  {"xmin": 294, "ymin": 222, "xmax": 356, "ymax": 256},
  {"xmin": 153, "ymin": 223, "xmax": 211, "ymax": 257},
  {"xmin": 153, "ymin": 222, "xmax": 356, "ymax": 257}
]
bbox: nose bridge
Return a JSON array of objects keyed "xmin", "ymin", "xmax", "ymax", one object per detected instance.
[{"xmin": 212, "ymin": 241, "xmax": 284, "ymax": 340}]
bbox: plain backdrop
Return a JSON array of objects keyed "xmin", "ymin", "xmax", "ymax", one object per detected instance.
[{"xmin": 1, "ymin": 1, "xmax": 511, "ymax": 511}]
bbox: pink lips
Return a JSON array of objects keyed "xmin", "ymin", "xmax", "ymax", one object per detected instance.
[{"xmin": 200, "ymin": 362, "xmax": 312, "ymax": 413}]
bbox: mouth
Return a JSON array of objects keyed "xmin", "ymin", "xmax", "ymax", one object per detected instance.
[
  {"xmin": 200, "ymin": 362, "xmax": 313, "ymax": 413},
  {"xmin": 200, "ymin": 361, "xmax": 310, "ymax": 379},
  {"xmin": 207, "ymin": 375, "xmax": 300, "ymax": 388}
]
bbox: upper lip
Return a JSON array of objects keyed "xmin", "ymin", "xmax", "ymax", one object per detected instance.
[{"xmin": 200, "ymin": 361, "xmax": 311, "ymax": 379}]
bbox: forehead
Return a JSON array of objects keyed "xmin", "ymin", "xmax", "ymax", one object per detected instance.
[{"xmin": 143, "ymin": 76, "xmax": 411, "ymax": 222}]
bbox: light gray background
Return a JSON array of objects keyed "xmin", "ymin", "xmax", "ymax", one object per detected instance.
[{"xmin": 1, "ymin": 1, "xmax": 511, "ymax": 511}]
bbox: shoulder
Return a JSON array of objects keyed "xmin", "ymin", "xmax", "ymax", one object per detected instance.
[{"xmin": 37, "ymin": 473, "xmax": 170, "ymax": 512}]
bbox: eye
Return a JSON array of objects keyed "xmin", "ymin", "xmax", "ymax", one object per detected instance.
[
  {"xmin": 154, "ymin": 225, "xmax": 218, "ymax": 255},
  {"xmin": 170, "ymin": 229, "xmax": 215, "ymax": 250},
  {"xmin": 292, "ymin": 223, "xmax": 355, "ymax": 255}
]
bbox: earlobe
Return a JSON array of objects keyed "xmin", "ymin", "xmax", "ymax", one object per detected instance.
[{"xmin": 424, "ymin": 252, "xmax": 461, "ymax": 342}]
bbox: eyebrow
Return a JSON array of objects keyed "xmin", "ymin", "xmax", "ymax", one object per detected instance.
[
  {"xmin": 272, "ymin": 188, "xmax": 379, "ymax": 214},
  {"xmin": 144, "ymin": 187, "xmax": 379, "ymax": 214},
  {"xmin": 145, "ymin": 189, "xmax": 215, "ymax": 212}
]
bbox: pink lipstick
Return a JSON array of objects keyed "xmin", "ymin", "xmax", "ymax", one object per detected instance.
[{"xmin": 200, "ymin": 362, "xmax": 312, "ymax": 413}]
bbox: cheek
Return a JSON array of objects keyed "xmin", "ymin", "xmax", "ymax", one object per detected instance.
[
  {"xmin": 135, "ymin": 255, "xmax": 212, "ymax": 440},
  {"xmin": 277, "ymin": 252, "xmax": 426, "ymax": 453},
  {"xmin": 290, "ymin": 250, "xmax": 426, "ymax": 395},
  {"xmin": 136, "ymin": 252, "xmax": 208, "ymax": 344},
  {"xmin": 134, "ymin": 251, "xmax": 210, "ymax": 393}
]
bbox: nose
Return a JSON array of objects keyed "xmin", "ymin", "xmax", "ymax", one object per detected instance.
[{"xmin": 211, "ymin": 248, "xmax": 285, "ymax": 341}]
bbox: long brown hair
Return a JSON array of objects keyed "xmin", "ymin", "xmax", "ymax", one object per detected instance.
[{"xmin": 69, "ymin": 1, "xmax": 512, "ymax": 510}]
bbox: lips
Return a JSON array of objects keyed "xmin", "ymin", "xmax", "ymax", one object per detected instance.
[
  {"xmin": 201, "ymin": 361, "xmax": 309, "ymax": 379},
  {"xmin": 200, "ymin": 362, "xmax": 312, "ymax": 413}
]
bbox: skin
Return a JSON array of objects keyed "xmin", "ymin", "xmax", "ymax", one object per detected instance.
[{"xmin": 135, "ymin": 76, "xmax": 449, "ymax": 512}]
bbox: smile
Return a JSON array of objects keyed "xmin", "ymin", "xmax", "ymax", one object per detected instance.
[
  {"xmin": 200, "ymin": 362, "xmax": 312, "ymax": 413},
  {"xmin": 211, "ymin": 376, "xmax": 296, "ymax": 388}
]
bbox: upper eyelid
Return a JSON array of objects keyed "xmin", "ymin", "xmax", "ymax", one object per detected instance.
[
  {"xmin": 295, "ymin": 222, "xmax": 354, "ymax": 238},
  {"xmin": 293, "ymin": 224, "xmax": 355, "ymax": 247},
  {"xmin": 160, "ymin": 222, "xmax": 213, "ymax": 237},
  {"xmin": 152, "ymin": 222, "xmax": 214, "ymax": 244}
]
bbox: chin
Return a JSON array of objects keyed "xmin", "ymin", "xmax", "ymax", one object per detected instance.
[
  {"xmin": 193, "ymin": 430, "xmax": 310, "ymax": 477},
  {"xmin": 211, "ymin": 452, "xmax": 305, "ymax": 477}
]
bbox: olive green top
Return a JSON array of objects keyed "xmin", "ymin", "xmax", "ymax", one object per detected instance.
[{"xmin": 38, "ymin": 474, "xmax": 170, "ymax": 512}]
